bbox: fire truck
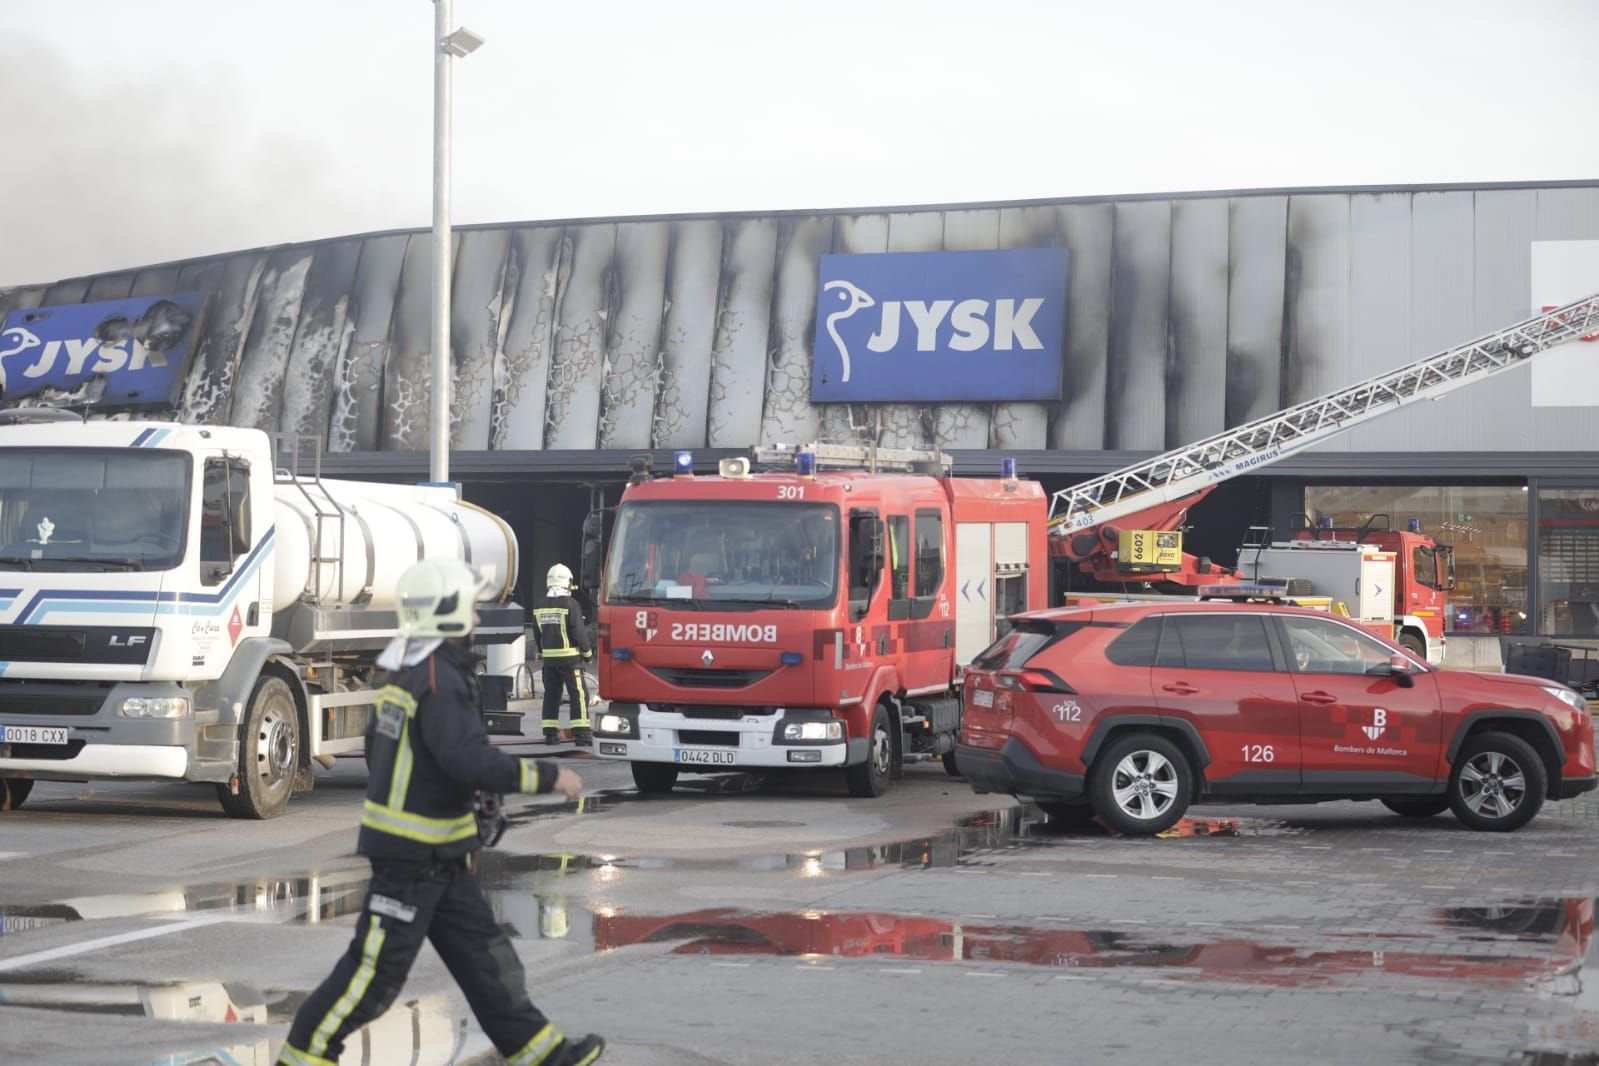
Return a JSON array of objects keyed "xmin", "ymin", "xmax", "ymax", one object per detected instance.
[
  {"xmin": 588, "ymin": 292, "xmax": 1599, "ymax": 795},
  {"xmin": 587, "ymin": 443, "xmax": 1047, "ymax": 797}
]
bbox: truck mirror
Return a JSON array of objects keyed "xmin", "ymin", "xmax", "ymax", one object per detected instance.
[{"xmin": 579, "ymin": 510, "xmax": 604, "ymax": 591}]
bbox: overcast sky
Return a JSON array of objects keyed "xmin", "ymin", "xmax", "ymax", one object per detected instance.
[{"xmin": 2, "ymin": 0, "xmax": 1596, "ymax": 287}]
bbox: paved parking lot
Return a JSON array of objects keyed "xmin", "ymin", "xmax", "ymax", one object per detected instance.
[{"xmin": 0, "ymin": 758, "xmax": 1594, "ymax": 1065}]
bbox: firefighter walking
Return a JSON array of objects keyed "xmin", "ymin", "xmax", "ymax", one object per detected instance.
[
  {"xmin": 534, "ymin": 563, "xmax": 594, "ymax": 746},
  {"xmin": 277, "ymin": 559, "xmax": 603, "ymax": 1066}
]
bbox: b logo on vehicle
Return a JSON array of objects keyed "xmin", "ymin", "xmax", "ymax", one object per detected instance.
[{"xmin": 1362, "ymin": 708, "xmax": 1388, "ymax": 741}]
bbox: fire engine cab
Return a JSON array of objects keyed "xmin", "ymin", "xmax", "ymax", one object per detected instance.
[{"xmin": 588, "ymin": 444, "xmax": 1047, "ymax": 797}]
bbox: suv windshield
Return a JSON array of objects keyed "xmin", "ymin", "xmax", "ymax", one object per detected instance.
[
  {"xmin": 604, "ymin": 500, "xmax": 840, "ymax": 609},
  {"xmin": 0, "ymin": 448, "xmax": 189, "ymax": 572}
]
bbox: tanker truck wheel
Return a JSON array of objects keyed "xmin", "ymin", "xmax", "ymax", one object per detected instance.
[
  {"xmin": 0, "ymin": 777, "xmax": 32, "ymax": 810},
  {"xmin": 217, "ymin": 674, "xmax": 301, "ymax": 820}
]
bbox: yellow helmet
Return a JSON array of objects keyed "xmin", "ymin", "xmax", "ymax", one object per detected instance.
[{"xmin": 396, "ymin": 558, "xmax": 485, "ymax": 638}]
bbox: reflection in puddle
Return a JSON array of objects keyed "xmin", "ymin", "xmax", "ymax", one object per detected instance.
[
  {"xmin": 0, "ymin": 977, "xmax": 477, "ymax": 1065},
  {"xmin": 587, "ymin": 897, "xmax": 1596, "ymax": 989}
]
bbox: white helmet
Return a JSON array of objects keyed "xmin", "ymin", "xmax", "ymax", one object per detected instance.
[
  {"xmin": 546, "ymin": 563, "xmax": 573, "ymax": 594},
  {"xmin": 396, "ymin": 558, "xmax": 485, "ymax": 638}
]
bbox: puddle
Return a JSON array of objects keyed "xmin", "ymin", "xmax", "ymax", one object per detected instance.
[
  {"xmin": 577, "ymin": 898, "xmax": 1595, "ymax": 988},
  {"xmin": 0, "ymin": 976, "xmax": 480, "ymax": 1065},
  {"xmin": 0, "ymin": 805, "xmax": 1308, "ymax": 935}
]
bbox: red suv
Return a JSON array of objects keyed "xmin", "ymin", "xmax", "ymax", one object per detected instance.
[{"xmin": 956, "ymin": 603, "xmax": 1596, "ymax": 834}]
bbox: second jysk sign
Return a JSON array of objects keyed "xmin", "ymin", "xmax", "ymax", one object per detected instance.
[{"xmin": 810, "ymin": 248, "xmax": 1069, "ymax": 403}]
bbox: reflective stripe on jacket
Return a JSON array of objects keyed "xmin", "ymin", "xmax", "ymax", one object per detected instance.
[
  {"xmin": 359, "ymin": 642, "xmax": 555, "ymax": 862},
  {"xmin": 532, "ymin": 593, "xmax": 591, "ymax": 662}
]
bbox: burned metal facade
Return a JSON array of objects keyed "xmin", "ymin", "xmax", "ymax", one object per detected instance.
[{"xmin": 2, "ymin": 181, "xmax": 1596, "ymax": 457}]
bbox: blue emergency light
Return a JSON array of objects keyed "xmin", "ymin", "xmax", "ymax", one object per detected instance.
[
  {"xmin": 780, "ymin": 651, "xmax": 804, "ymax": 665},
  {"xmin": 796, "ymin": 450, "xmax": 817, "ymax": 478},
  {"xmin": 1001, "ymin": 457, "xmax": 1016, "ymax": 480},
  {"xmin": 1407, "ymin": 518, "xmax": 1421, "ymax": 532},
  {"xmin": 673, "ymin": 450, "xmax": 694, "ymax": 478}
]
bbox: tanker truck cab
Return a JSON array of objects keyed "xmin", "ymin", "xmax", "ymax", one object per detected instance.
[
  {"xmin": 591, "ymin": 445, "xmax": 1048, "ymax": 798},
  {"xmin": 0, "ymin": 416, "xmax": 522, "ymax": 817}
]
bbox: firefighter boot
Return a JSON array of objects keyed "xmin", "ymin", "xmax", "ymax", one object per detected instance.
[
  {"xmin": 574, "ymin": 728, "xmax": 593, "ymax": 748},
  {"xmin": 550, "ymin": 1034, "xmax": 605, "ymax": 1066},
  {"xmin": 544, "ymin": 727, "xmax": 560, "ymax": 746}
]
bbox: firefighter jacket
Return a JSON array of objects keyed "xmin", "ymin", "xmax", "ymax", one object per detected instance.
[
  {"xmin": 359, "ymin": 641, "xmax": 556, "ymax": 862},
  {"xmin": 532, "ymin": 592, "xmax": 592, "ymax": 664}
]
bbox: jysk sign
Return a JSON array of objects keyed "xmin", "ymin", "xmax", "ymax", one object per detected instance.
[
  {"xmin": 0, "ymin": 293, "xmax": 206, "ymax": 409},
  {"xmin": 810, "ymin": 249, "xmax": 1068, "ymax": 403}
]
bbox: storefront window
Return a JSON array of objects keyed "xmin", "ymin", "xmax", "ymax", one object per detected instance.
[
  {"xmin": 1536, "ymin": 488, "xmax": 1599, "ymax": 637},
  {"xmin": 1304, "ymin": 485, "xmax": 1528, "ymax": 635}
]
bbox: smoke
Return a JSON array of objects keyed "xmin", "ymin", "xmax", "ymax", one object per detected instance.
[{"xmin": 0, "ymin": 37, "xmax": 409, "ymax": 289}]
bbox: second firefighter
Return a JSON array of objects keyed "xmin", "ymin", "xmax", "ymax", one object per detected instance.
[{"xmin": 534, "ymin": 563, "xmax": 593, "ymax": 746}]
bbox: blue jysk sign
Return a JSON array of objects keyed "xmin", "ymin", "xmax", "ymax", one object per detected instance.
[
  {"xmin": 0, "ymin": 293, "xmax": 206, "ymax": 409},
  {"xmin": 810, "ymin": 248, "xmax": 1068, "ymax": 403}
]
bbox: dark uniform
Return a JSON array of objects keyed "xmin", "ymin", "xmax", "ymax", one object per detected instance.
[
  {"xmin": 278, "ymin": 643, "xmax": 596, "ymax": 1066},
  {"xmin": 533, "ymin": 589, "xmax": 593, "ymax": 739}
]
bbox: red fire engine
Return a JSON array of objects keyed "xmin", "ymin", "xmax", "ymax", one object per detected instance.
[{"xmin": 588, "ymin": 444, "xmax": 1047, "ymax": 797}]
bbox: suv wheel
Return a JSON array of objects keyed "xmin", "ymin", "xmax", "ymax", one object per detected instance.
[
  {"xmin": 1088, "ymin": 733, "xmax": 1192, "ymax": 835},
  {"xmin": 1447, "ymin": 731, "xmax": 1546, "ymax": 832},
  {"xmin": 1381, "ymin": 798, "xmax": 1449, "ymax": 818}
]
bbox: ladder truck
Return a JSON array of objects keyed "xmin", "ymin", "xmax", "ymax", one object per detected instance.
[{"xmin": 1049, "ymin": 293, "xmax": 1599, "ymax": 662}]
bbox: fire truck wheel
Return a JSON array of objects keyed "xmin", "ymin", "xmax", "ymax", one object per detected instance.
[
  {"xmin": 0, "ymin": 777, "xmax": 32, "ymax": 810},
  {"xmin": 1380, "ymin": 797, "xmax": 1449, "ymax": 818},
  {"xmin": 1447, "ymin": 731, "xmax": 1545, "ymax": 832},
  {"xmin": 217, "ymin": 674, "xmax": 300, "ymax": 820},
  {"xmin": 845, "ymin": 704, "xmax": 893, "ymax": 798},
  {"xmin": 631, "ymin": 761, "xmax": 679, "ymax": 795},
  {"xmin": 1398, "ymin": 632, "xmax": 1426, "ymax": 660},
  {"xmin": 942, "ymin": 750, "xmax": 962, "ymax": 777},
  {"xmin": 1087, "ymin": 732, "xmax": 1192, "ymax": 835}
]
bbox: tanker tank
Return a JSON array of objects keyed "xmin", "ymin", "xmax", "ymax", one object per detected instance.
[{"xmin": 271, "ymin": 478, "xmax": 518, "ymax": 610}]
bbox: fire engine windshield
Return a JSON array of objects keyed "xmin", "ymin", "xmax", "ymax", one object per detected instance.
[
  {"xmin": 0, "ymin": 448, "xmax": 190, "ymax": 571},
  {"xmin": 604, "ymin": 501, "xmax": 840, "ymax": 609}
]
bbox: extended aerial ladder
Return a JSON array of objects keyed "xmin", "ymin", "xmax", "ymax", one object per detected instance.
[{"xmin": 1049, "ymin": 292, "xmax": 1599, "ymax": 584}]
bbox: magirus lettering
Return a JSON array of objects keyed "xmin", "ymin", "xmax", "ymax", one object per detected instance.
[{"xmin": 670, "ymin": 623, "xmax": 779, "ymax": 643}]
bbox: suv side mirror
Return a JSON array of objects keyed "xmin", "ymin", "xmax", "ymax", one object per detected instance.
[
  {"xmin": 1387, "ymin": 653, "xmax": 1416, "ymax": 688},
  {"xmin": 579, "ymin": 510, "xmax": 604, "ymax": 593}
]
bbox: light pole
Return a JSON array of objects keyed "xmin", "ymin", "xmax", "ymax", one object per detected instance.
[{"xmin": 431, "ymin": 1, "xmax": 484, "ymax": 486}]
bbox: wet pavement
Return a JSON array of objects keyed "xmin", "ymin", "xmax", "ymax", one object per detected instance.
[{"xmin": 0, "ymin": 760, "xmax": 1596, "ymax": 1064}]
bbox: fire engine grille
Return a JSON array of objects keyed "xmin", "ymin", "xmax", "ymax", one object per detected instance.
[
  {"xmin": 647, "ymin": 667, "xmax": 772, "ymax": 690},
  {"xmin": 677, "ymin": 707, "xmax": 750, "ymax": 720},
  {"xmin": 676, "ymin": 730, "xmax": 741, "ymax": 747}
]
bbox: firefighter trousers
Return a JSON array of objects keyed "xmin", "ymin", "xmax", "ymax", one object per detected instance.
[
  {"xmin": 278, "ymin": 857, "xmax": 567, "ymax": 1066},
  {"xmin": 541, "ymin": 663, "xmax": 590, "ymax": 731}
]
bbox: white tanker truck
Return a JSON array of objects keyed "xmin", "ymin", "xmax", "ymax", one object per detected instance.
[{"xmin": 0, "ymin": 412, "xmax": 522, "ymax": 817}]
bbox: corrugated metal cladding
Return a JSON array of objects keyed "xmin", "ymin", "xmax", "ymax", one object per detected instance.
[{"xmin": 2, "ymin": 183, "xmax": 1597, "ymax": 455}]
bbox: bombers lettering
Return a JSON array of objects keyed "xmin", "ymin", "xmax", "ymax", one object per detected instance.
[{"xmin": 670, "ymin": 623, "xmax": 779, "ymax": 643}]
